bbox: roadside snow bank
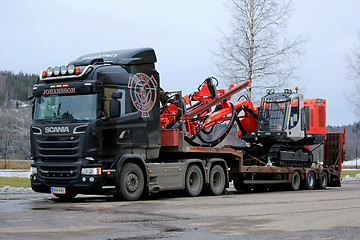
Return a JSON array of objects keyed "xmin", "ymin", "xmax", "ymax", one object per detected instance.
[
  {"xmin": 0, "ymin": 170, "xmax": 33, "ymax": 193},
  {"xmin": 0, "ymin": 186, "xmax": 34, "ymax": 193},
  {"xmin": 0, "ymin": 171, "xmax": 30, "ymax": 178},
  {"xmin": 342, "ymin": 174, "xmax": 360, "ymax": 181}
]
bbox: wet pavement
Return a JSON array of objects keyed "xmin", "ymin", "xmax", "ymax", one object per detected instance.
[{"xmin": 1, "ymin": 182, "xmax": 360, "ymax": 239}]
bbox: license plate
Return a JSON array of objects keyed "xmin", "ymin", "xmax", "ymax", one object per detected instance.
[{"xmin": 51, "ymin": 187, "xmax": 66, "ymax": 194}]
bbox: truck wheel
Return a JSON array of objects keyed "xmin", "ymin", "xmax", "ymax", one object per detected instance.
[
  {"xmin": 209, "ymin": 165, "xmax": 226, "ymax": 196},
  {"xmin": 316, "ymin": 171, "xmax": 328, "ymax": 189},
  {"xmin": 304, "ymin": 171, "xmax": 315, "ymax": 190},
  {"xmin": 53, "ymin": 193, "xmax": 77, "ymax": 201},
  {"xmin": 290, "ymin": 171, "xmax": 301, "ymax": 191},
  {"xmin": 118, "ymin": 163, "xmax": 144, "ymax": 201},
  {"xmin": 185, "ymin": 164, "xmax": 204, "ymax": 197}
]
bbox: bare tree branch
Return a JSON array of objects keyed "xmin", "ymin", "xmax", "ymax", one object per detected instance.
[
  {"xmin": 346, "ymin": 37, "xmax": 360, "ymax": 118},
  {"xmin": 213, "ymin": 0, "xmax": 304, "ymax": 101}
]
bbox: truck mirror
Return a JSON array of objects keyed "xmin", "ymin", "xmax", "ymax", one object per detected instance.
[
  {"xmin": 109, "ymin": 91, "xmax": 122, "ymax": 118},
  {"xmin": 109, "ymin": 99, "xmax": 121, "ymax": 118},
  {"xmin": 111, "ymin": 91, "xmax": 122, "ymax": 100}
]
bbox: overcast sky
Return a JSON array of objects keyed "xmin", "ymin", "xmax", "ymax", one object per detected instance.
[{"xmin": 0, "ymin": 0, "xmax": 359, "ymax": 126}]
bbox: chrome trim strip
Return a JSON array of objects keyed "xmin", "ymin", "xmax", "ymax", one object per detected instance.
[
  {"xmin": 73, "ymin": 125, "xmax": 88, "ymax": 134},
  {"xmin": 32, "ymin": 127, "xmax": 42, "ymax": 135}
]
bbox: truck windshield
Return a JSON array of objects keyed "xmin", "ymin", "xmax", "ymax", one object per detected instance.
[{"xmin": 34, "ymin": 94, "xmax": 97, "ymax": 121}]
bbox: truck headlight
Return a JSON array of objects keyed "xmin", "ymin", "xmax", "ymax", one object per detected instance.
[
  {"xmin": 81, "ymin": 167, "xmax": 101, "ymax": 175},
  {"xmin": 30, "ymin": 167, "xmax": 37, "ymax": 175}
]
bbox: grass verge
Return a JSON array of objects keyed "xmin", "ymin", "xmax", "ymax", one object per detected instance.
[{"xmin": 0, "ymin": 177, "xmax": 31, "ymax": 188}]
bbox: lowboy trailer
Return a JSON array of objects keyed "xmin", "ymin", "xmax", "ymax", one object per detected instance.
[{"xmin": 29, "ymin": 48, "xmax": 344, "ymax": 200}]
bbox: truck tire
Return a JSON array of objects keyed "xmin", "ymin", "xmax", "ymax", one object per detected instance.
[
  {"xmin": 316, "ymin": 171, "xmax": 328, "ymax": 189},
  {"xmin": 209, "ymin": 165, "xmax": 226, "ymax": 196},
  {"xmin": 185, "ymin": 164, "xmax": 204, "ymax": 197},
  {"xmin": 118, "ymin": 163, "xmax": 144, "ymax": 201},
  {"xmin": 290, "ymin": 171, "xmax": 301, "ymax": 191},
  {"xmin": 53, "ymin": 193, "xmax": 77, "ymax": 201},
  {"xmin": 304, "ymin": 171, "xmax": 315, "ymax": 190}
]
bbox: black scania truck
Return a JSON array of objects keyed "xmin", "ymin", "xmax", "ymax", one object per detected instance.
[
  {"xmin": 30, "ymin": 48, "xmax": 343, "ymax": 200},
  {"xmin": 30, "ymin": 48, "xmax": 166, "ymax": 200}
]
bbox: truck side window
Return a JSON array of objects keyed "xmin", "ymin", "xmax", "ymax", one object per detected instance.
[
  {"xmin": 103, "ymin": 87, "xmax": 126, "ymax": 117},
  {"xmin": 289, "ymin": 98, "xmax": 299, "ymax": 129}
]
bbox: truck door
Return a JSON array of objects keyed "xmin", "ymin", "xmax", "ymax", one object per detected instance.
[
  {"xmin": 284, "ymin": 95, "xmax": 305, "ymax": 141},
  {"xmin": 101, "ymin": 87, "xmax": 149, "ymax": 155}
]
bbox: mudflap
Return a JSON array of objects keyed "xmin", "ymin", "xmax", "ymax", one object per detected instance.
[{"xmin": 328, "ymin": 175, "xmax": 341, "ymax": 187}]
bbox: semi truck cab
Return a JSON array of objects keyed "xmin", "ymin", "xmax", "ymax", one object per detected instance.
[{"xmin": 30, "ymin": 48, "xmax": 161, "ymax": 199}]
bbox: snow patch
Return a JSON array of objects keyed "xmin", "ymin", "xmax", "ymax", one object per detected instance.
[
  {"xmin": 0, "ymin": 186, "xmax": 34, "ymax": 193},
  {"xmin": 342, "ymin": 174, "xmax": 360, "ymax": 181},
  {"xmin": 343, "ymin": 159, "xmax": 360, "ymax": 166},
  {"xmin": 0, "ymin": 171, "xmax": 30, "ymax": 178}
]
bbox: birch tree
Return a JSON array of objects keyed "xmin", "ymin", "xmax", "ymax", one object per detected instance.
[
  {"xmin": 214, "ymin": 0, "xmax": 303, "ymax": 101},
  {"xmin": 347, "ymin": 39, "xmax": 360, "ymax": 119}
]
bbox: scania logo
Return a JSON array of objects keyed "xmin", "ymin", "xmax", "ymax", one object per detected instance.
[{"xmin": 44, "ymin": 126, "xmax": 70, "ymax": 134}]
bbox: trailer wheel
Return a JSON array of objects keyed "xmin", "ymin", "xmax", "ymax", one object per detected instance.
[
  {"xmin": 209, "ymin": 165, "xmax": 226, "ymax": 195},
  {"xmin": 118, "ymin": 163, "xmax": 144, "ymax": 201},
  {"xmin": 290, "ymin": 171, "xmax": 301, "ymax": 191},
  {"xmin": 53, "ymin": 193, "xmax": 77, "ymax": 201},
  {"xmin": 185, "ymin": 164, "xmax": 204, "ymax": 197},
  {"xmin": 316, "ymin": 171, "xmax": 328, "ymax": 189},
  {"xmin": 304, "ymin": 171, "xmax": 315, "ymax": 190}
]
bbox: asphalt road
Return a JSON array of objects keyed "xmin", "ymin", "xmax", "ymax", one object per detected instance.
[{"xmin": 1, "ymin": 181, "xmax": 360, "ymax": 240}]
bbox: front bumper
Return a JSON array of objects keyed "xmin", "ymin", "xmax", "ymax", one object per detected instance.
[{"xmin": 30, "ymin": 164, "xmax": 116, "ymax": 195}]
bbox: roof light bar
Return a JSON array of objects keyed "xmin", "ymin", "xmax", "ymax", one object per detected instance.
[{"xmin": 40, "ymin": 65, "xmax": 94, "ymax": 81}]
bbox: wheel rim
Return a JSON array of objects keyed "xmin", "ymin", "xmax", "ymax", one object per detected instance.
[{"xmin": 126, "ymin": 172, "xmax": 139, "ymax": 193}]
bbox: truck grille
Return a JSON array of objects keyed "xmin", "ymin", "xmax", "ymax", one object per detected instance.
[
  {"xmin": 39, "ymin": 166, "xmax": 79, "ymax": 179},
  {"xmin": 37, "ymin": 136, "xmax": 80, "ymax": 157}
]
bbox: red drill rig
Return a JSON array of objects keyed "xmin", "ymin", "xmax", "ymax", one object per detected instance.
[{"xmin": 160, "ymin": 77, "xmax": 326, "ymax": 168}]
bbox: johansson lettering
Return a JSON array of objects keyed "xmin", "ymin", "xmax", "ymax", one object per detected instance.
[{"xmin": 43, "ymin": 88, "xmax": 76, "ymax": 95}]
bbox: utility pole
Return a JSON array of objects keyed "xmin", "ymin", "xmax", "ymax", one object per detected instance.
[
  {"xmin": 4, "ymin": 134, "xmax": 7, "ymax": 169},
  {"xmin": 356, "ymin": 149, "xmax": 358, "ymax": 169}
]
